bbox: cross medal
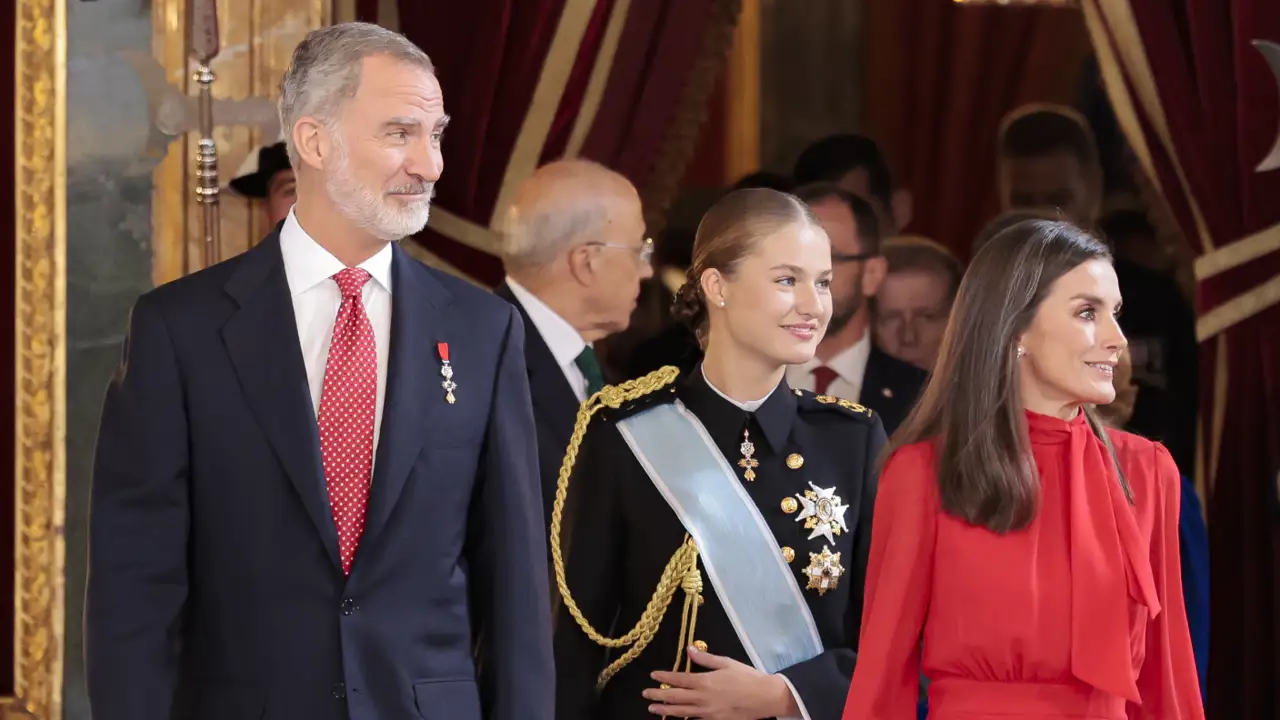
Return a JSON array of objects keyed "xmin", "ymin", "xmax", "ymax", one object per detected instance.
[
  {"xmin": 738, "ymin": 427, "xmax": 759, "ymax": 481},
  {"xmin": 437, "ymin": 342, "xmax": 457, "ymax": 404}
]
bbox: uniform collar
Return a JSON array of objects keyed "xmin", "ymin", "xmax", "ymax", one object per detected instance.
[
  {"xmin": 279, "ymin": 209, "xmax": 394, "ymax": 296},
  {"xmin": 679, "ymin": 364, "xmax": 797, "ymax": 453}
]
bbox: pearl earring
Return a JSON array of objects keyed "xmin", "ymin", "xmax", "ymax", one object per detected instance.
[
  {"xmin": 1017, "ymin": 347, "xmax": 1026, "ymax": 358},
  {"xmin": 718, "ymin": 300, "xmax": 726, "ymax": 307}
]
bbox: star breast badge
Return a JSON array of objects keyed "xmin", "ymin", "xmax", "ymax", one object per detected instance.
[
  {"xmin": 802, "ymin": 545, "xmax": 844, "ymax": 595},
  {"xmin": 794, "ymin": 483, "xmax": 849, "ymax": 544}
]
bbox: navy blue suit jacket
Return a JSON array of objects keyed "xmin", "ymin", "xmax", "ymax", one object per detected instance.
[
  {"xmin": 492, "ymin": 282, "xmax": 579, "ymax": 529},
  {"xmin": 86, "ymin": 235, "xmax": 554, "ymax": 720}
]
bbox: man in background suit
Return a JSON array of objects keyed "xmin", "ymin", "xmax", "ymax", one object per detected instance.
[
  {"xmin": 788, "ymin": 183, "xmax": 927, "ymax": 436},
  {"xmin": 86, "ymin": 23, "xmax": 552, "ymax": 720},
  {"xmin": 997, "ymin": 105, "xmax": 1197, "ymax": 471},
  {"xmin": 496, "ymin": 159, "xmax": 652, "ymax": 526},
  {"xmin": 793, "ymin": 133, "xmax": 914, "ymax": 236}
]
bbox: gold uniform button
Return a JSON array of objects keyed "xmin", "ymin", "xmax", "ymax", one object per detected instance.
[
  {"xmin": 786, "ymin": 453, "xmax": 804, "ymax": 469},
  {"xmin": 692, "ymin": 640, "xmax": 708, "ymax": 653},
  {"xmin": 781, "ymin": 496, "xmax": 799, "ymax": 514},
  {"xmin": 781, "ymin": 546, "xmax": 795, "ymax": 563}
]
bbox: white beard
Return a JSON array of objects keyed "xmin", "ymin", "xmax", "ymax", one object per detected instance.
[{"xmin": 324, "ymin": 139, "xmax": 434, "ymax": 241}]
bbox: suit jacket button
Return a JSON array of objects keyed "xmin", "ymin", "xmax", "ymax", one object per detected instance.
[
  {"xmin": 340, "ymin": 598, "xmax": 358, "ymax": 615},
  {"xmin": 332, "ymin": 682, "xmax": 346, "ymax": 699}
]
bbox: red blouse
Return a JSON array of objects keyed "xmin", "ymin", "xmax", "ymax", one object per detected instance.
[{"xmin": 842, "ymin": 410, "xmax": 1204, "ymax": 719}]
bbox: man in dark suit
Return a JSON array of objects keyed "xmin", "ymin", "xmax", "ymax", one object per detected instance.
[
  {"xmin": 792, "ymin": 133, "xmax": 914, "ymax": 236},
  {"xmin": 788, "ymin": 184, "xmax": 927, "ymax": 435},
  {"xmin": 85, "ymin": 24, "xmax": 553, "ymax": 720},
  {"xmin": 494, "ymin": 159, "xmax": 652, "ymax": 526}
]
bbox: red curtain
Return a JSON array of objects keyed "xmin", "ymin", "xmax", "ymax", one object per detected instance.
[
  {"xmin": 383, "ymin": 1, "xmax": 739, "ymax": 286},
  {"xmin": 864, "ymin": 3, "xmax": 1091, "ymax": 259},
  {"xmin": 0, "ymin": 1, "xmax": 17, "ymax": 695},
  {"xmin": 1083, "ymin": 1, "xmax": 1280, "ymax": 716}
]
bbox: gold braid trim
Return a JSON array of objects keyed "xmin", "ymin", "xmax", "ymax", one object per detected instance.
[{"xmin": 550, "ymin": 366, "xmax": 707, "ymax": 689}]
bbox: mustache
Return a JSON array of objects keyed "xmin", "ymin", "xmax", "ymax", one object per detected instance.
[{"xmin": 386, "ymin": 181, "xmax": 435, "ymax": 198}]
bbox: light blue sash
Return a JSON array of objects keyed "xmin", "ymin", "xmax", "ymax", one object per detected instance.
[{"xmin": 615, "ymin": 400, "xmax": 823, "ymax": 673}]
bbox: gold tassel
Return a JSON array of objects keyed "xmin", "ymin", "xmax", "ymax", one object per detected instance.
[{"xmin": 664, "ymin": 537, "xmax": 704, "ymax": 720}]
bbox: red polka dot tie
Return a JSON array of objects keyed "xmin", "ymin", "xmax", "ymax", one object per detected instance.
[{"xmin": 318, "ymin": 268, "xmax": 377, "ymax": 575}]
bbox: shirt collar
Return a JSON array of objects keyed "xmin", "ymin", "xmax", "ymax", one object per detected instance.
[
  {"xmin": 279, "ymin": 209, "xmax": 394, "ymax": 296},
  {"xmin": 504, "ymin": 277, "xmax": 588, "ymax": 370}
]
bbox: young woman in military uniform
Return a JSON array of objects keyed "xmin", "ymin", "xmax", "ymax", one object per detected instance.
[{"xmin": 551, "ymin": 188, "xmax": 888, "ymax": 720}]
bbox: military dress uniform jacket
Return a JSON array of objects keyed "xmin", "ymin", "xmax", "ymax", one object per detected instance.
[{"xmin": 553, "ymin": 367, "xmax": 887, "ymax": 720}]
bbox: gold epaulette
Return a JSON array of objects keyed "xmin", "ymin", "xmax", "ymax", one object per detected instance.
[
  {"xmin": 794, "ymin": 388, "xmax": 875, "ymax": 420},
  {"xmin": 550, "ymin": 366, "xmax": 705, "ymax": 689}
]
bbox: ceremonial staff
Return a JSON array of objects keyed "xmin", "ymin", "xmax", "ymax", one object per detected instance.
[{"xmin": 190, "ymin": 0, "xmax": 222, "ymax": 269}]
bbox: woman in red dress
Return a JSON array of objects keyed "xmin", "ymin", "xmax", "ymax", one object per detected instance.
[{"xmin": 842, "ymin": 220, "xmax": 1203, "ymax": 719}]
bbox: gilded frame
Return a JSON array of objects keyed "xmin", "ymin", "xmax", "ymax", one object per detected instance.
[{"xmin": 10, "ymin": 0, "xmax": 67, "ymax": 718}]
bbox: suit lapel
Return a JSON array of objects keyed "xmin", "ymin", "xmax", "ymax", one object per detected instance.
[
  {"xmin": 221, "ymin": 235, "xmax": 341, "ymax": 570},
  {"xmin": 499, "ymin": 284, "xmax": 578, "ymax": 448},
  {"xmin": 859, "ymin": 348, "xmax": 885, "ymax": 403},
  {"xmin": 361, "ymin": 245, "xmax": 453, "ymax": 553}
]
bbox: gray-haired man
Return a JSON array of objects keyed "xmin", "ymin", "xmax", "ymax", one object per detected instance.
[
  {"xmin": 86, "ymin": 23, "xmax": 553, "ymax": 720},
  {"xmin": 495, "ymin": 159, "xmax": 652, "ymax": 528}
]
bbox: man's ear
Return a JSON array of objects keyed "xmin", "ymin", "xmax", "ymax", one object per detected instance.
[
  {"xmin": 997, "ymin": 160, "xmax": 1013, "ymax": 211},
  {"xmin": 861, "ymin": 255, "xmax": 889, "ymax": 298},
  {"xmin": 292, "ymin": 117, "xmax": 330, "ymax": 171},
  {"xmin": 566, "ymin": 243, "xmax": 596, "ymax": 286},
  {"xmin": 891, "ymin": 189, "xmax": 913, "ymax": 233},
  {"xmin": 1084, "ymin": 164, "xmax": 1105, "ymax": 226}
]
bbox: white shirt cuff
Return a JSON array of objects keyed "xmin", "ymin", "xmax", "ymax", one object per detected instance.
[{"xmin": 776, "ymin": 673, "xmax": 812, "ymax": 720}]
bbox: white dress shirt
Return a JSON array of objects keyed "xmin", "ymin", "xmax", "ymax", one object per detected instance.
[
  {"xmin": 505, "ymin": 277, "xmax": 591, "ymax": 402},
  {"xmin": 280, "ymin": 210, "xmax": 393, "ymax": 459},
  {"xmin": 786, "ymin": 330, "xmax": 872, "ymax": 402}
]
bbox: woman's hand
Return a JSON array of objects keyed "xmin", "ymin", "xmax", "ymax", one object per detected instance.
[{"xmin": 643, "ymin": 646, "xmax": 801, "ymax": 719}]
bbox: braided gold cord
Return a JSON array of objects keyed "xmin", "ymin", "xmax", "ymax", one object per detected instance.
[{"xmin": 549, "ymin": 366, "xmax": 692, "ymax": 689}]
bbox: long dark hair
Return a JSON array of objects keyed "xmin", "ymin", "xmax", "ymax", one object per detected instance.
[{"xmin": 889, "ymin": 220, "xmax": 1130, "ymax": 532}]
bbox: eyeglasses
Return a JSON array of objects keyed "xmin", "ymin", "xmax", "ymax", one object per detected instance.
[{"xmin": 588, "ymin": 237, "xmax": 654, "ymax": 265}]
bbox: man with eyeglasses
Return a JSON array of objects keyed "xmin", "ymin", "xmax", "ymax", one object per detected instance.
[
  {"xmin": 787, "ymin": 183, "xmax": 926, "ymax": 436},
  {"xmin": 497, "ymin": 159, "xmax": 653, "ymax": 528}
]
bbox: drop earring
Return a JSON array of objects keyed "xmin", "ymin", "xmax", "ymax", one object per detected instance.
[{"xmin": 1016, "ymin": 347, "xmax": 1026, "ymax": 358}]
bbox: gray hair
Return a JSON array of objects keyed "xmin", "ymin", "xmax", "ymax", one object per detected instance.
[
  {"xmin": 502, "ymin": 202, "xmax": 610, "ymax": 271},
  {"xmin": 278, "ymin": 23, "xmax": 434, "ymax": 167}
]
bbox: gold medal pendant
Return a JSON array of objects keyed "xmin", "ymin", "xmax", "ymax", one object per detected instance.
[
  {"xmin": 803, "ymin": 545, "xmax": 844, "ymax": 595},
  {"xmin": 737, "ymin": 427, "xmax": 759, "ymax": 481}
]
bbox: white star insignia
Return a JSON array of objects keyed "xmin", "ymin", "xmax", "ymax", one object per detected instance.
[{"xmin": 794, "ymin": 483, "xmax": 849, "ymax": 545}]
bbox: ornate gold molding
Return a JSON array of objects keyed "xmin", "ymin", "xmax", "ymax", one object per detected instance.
[{"xmin": 10, "ymin": 0, "xmax": 68, "ymax": 718}]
